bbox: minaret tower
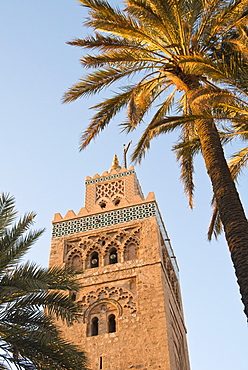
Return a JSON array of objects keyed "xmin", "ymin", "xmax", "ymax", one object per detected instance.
[{"xmin": 49, "ymin": 156, "xmax": 190, "ymax": 370}]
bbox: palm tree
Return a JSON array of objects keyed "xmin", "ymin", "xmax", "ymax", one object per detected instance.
[
  {"xmin": 0, "ymin": 193, "xmax": 88, "ymax": 370},
  {"xmin": 63, "ymin": 0, "xmax": 248, "ymax": 318}
]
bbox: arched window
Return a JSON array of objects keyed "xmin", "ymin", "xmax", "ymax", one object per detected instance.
[
  {"xmin": 87, "ymin": 302, "xmax": 118, "ymax": 337},
  {"xmin": 91, "ymin": 252, "xmax": 99, "ymax": 268},
  {"xmin": 109, "ymin": 248, "xmax": 118, "ymax": 264},
  {"xmin": 114, "ymin": 198, "xmax": 120, "ymax": 206},
  {"xmin": 91, "ymin": 317, "xmax": 99, "ymax": 336},
  {"xmin": 70, "ymin": 255, "xmax": 82, "ymax": 270},
  {"xmin": 124, "ymin": 243, "xmax": 137, "ymax": 261},
  {"xmin": 108, "ymin": 314, "xmax": 116, "ymax": 333},
  {"xmin": 99, "ymin": 201, "xmax": 106, "ymax": 209}
]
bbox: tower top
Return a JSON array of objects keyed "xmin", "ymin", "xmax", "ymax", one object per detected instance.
[
  {"xmin": 51, "ymin": 159, "xmax": 179, "ymax": 277},
  {"xmin": 85, "ymin": 162, "xmax": 144, "ymax": 212}
]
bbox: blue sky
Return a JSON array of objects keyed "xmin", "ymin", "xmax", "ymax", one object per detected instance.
[{"xmin": 1, "ymin": 1, "xmax": 248, "ymax": 369}]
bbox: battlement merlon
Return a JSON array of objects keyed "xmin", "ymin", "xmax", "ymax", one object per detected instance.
[{"xmin": 52, "ymin": 191, "xmax": 155, "ymax": 223}]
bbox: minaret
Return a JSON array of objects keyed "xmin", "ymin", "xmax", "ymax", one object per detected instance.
[{"xmin": 49, "ymin": 156, "xmax": 190, "ymax": 370}]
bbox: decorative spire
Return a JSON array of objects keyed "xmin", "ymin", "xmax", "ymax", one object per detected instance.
[{"xmin": 110, "ymin": 154, "xmax": 121, "ymax": 170}]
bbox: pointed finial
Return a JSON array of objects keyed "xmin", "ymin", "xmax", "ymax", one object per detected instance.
[{"xmin": 110, "ymin": 154, "xmax": 121, "ymax": 170}]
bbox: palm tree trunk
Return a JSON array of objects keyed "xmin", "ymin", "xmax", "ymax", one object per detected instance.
[{"xmin": 189, "ymin": 89, "xmax": 248, "ymax": 319}]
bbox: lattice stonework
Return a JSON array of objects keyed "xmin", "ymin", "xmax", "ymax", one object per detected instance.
[
  {"xmin": 96, "ymin": 180, "xmax": 124, "ymax": 201},
  {"xmin": 52, "ymin": 202, "xmax": 156, "ymax": 238}
]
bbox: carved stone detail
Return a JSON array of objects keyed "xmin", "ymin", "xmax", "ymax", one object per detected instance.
[
  {"xmin": 96, "ymin": 180, "xmax": 125, "ymax": 202},
  {"xmin": 64, "ymin": 226, "xmax": 141, "ymax": 267},
  {"xmin": 80, "ymin": 286, "xmax": 137, "ymax": 314}
]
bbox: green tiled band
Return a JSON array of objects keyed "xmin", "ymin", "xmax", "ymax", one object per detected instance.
[
  {"xmin": 52, "ymin": 202, "xmax": 156, "ymax": 238},
  {"xmin": 85, "ymin": 170, "xmax": 135, "ymax": 185}
]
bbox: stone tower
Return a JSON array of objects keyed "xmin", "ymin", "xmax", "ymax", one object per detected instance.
[{"xmin": 49, "ymin": 156, "xmax": 190, "ymax": 370}]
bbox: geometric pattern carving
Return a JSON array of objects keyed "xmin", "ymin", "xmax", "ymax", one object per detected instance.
[
  {"xmin": 96, "ymin": 180, "xmax": 124, "ymax": 201},
  {"xmin": 85, "ymin": 170, "xmax": 135, "ymax": 185},
  {"xmin": 81, "ymin": 286, "xmax": 136, "ymax": 314},
  {"xmin": 52, "ymin": 202, "xmax": 156, "ymax": 238}
]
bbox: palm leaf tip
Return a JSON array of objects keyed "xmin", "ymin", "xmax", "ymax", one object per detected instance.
[{"xmin": 0, "ymin": 193, "xmax": 18, "ymax": 232}]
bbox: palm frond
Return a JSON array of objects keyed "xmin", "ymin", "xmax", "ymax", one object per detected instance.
[
  {"xmin": 79, "ymin": 86, "xmax": 136, "ymax": 149},
  {"xmin": 80, "ymin": 0, "xmax": 184, "ymax": 57},
  {"xmin": 199, "ymin": 0, "xmax": 248, "ymax": 50},
  {"xmin": 207, "ymin": 200, "xmax": 223, "ymax": 240},
  {"xmin": 0, "ymin": 263, "xmax": 81, "ymax": 299},
  {"xmin": 0, "ymin": 193, "xmax": 17, "ymax": 237},
  {"xmin": 126, "ymin": 0, "xmax": 183, "ymax": 53},
  {"xmin": 229, "ymin": 146, "xmax": 248, "ymax": 178},
  {"xmin": 63, "ymin": 65, "xmax": 146, "ymax": 102},
  {"xmin": 179, "ymin": 55, "xmax": 231, "ymax": 82},
  {"xmin": 126, "ymin": 82, "xmax": 176, "ymax": 133},
  {"xmin": 0, "ymin": 312, "xmax": 88, "ymax": 370},
  {"xmin": 0, "ymin": 218, "xmax": 44, "ymax": 274},
  {"xmin": 173, "ymin": 126, "xmax": 200, "ymax": 208},
  {"xmin": 195, "ymin": 0, "xmax": 224, "ymax": 43},
  {"xmin": 6, "ymin": 290, "xmax": 81, "ymax": 324},
  {"xmin": 126, "ymin": 75, "xmax": 172, "ymax": 128},
  {"xmin": 132, "ymin": 115, "xmax": 199, "ymax": 163}
]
